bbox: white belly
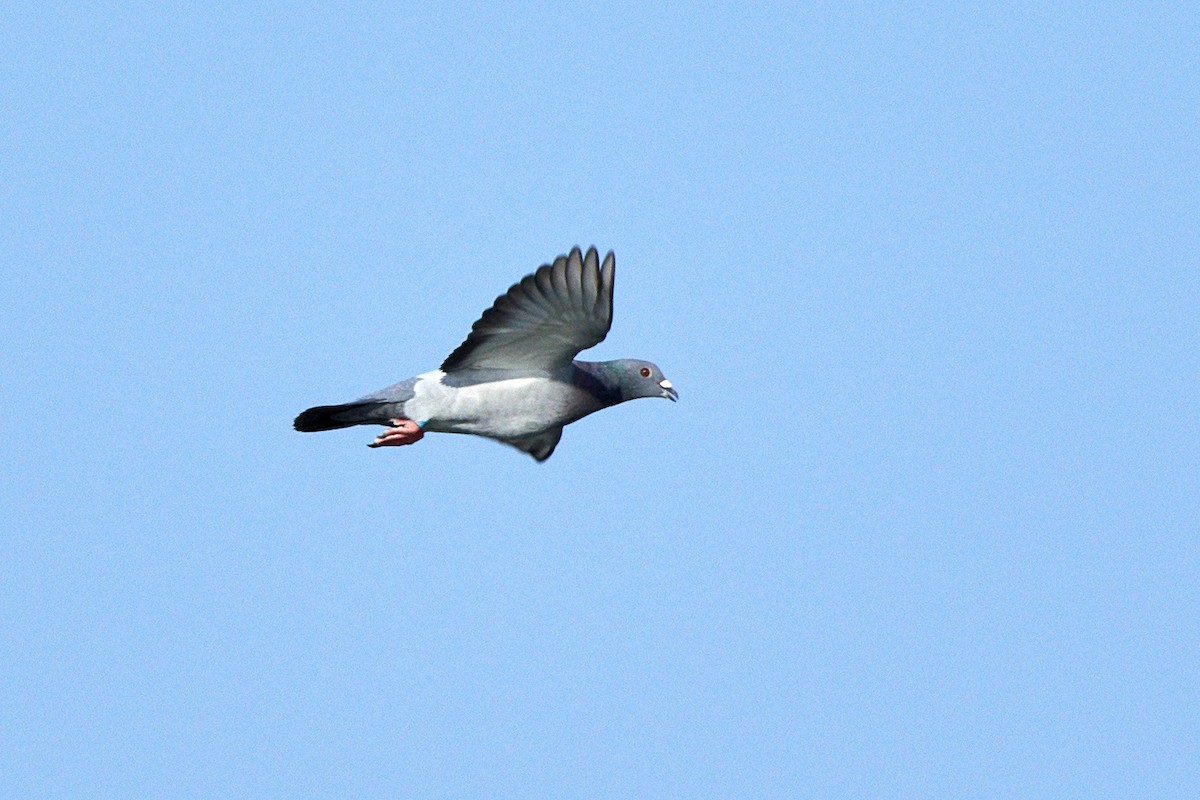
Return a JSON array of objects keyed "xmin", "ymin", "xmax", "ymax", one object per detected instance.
[{"xmin": 403, "ymin": 371, "xmax": 575, "ymax": 439}]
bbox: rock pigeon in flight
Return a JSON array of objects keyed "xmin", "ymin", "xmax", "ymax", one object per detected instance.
[{"xmin": 293, "ymin": 247, "xmax": 676, "ymax": 461}]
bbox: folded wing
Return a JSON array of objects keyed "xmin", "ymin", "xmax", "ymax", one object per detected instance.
[{"xmin": 440, "ymin": 247, "xmax": 615, "ymax": 372}]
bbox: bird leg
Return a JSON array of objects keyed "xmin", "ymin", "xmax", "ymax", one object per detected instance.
[{"xmin": 368, "ymin": 419, "xmax": 425, "ymax": 448}]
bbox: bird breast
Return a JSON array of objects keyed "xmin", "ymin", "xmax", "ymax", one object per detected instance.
[{"xmin": 405, "ymin": 372, "xmax": 583, "ymax": 439}]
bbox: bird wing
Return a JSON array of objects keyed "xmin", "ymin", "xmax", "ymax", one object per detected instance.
[
  {"xmin": 440, "ymin": 247, "xmax": 614, "ymax": 373},
  {"xmin": 500, "ymin": 426, "xmax": 564, "ymax": 462}
]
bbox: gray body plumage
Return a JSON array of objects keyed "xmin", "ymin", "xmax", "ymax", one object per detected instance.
[{"xmin": 294, "ymin": 247, "xmax": 676, "ymax": 461}]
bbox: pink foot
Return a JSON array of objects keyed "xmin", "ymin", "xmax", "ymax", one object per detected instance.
[{"xmin": 368, "ymin": 419, "xmax": 425, "ymax": 448}]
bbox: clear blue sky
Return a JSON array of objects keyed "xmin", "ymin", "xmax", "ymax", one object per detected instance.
[{"xmin": 3, "ymin": 3, "xmax": 1197, "ymax": 797}]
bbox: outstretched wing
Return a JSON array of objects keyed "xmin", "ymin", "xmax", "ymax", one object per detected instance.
[{"xmin": 440, "ymin": 247, "xmax": 614, "ymax": 373}]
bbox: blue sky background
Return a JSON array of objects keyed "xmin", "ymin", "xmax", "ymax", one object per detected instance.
[{"xmin": 3, "ymin": 2, "xmax": 1197, "ymax": 797}]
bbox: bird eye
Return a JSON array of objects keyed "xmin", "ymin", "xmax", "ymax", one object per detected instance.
[{"xmin": 640, "ymin": 367, "xmax": 651, "ymax": 378}]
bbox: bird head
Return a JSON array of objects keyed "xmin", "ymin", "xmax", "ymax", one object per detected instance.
[{"xmin": 608, "ymin": 359, "xmax": 678, "ymax": 402}]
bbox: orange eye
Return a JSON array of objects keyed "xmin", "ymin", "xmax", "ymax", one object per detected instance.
[{"xmin": 640, "ymin": 367, "xmax": 651, "ymax": 378}]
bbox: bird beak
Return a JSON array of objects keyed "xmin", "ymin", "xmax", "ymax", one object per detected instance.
[{"xmin": 659, "ymin": 379, "xmax": 678, "ymax": 401}]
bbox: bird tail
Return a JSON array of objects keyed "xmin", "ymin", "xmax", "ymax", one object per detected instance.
[{"xmin": 293, "ymin": 401, "xmax": 397, "ymax": 432}]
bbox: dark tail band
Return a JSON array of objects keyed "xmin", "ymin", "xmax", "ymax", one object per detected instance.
[{"xmin": 293, "ymin": 402, "xmax": 390, "ymax": 432}]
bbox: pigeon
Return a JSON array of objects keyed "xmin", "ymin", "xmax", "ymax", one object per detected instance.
[{"xmin": 293, "ymin": 246, "xmax": 676, "ymax": 461}]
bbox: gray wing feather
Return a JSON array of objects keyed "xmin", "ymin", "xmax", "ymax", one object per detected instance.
[
  {"xmin": 501, "ymin": 426, "xmax": 564, "ymax": 462},
  {"xmin": 355, "ymin": 376, "xmax": 419, "ymax": 403},
  {"xmin": 440, "ymin": 247, "xmax": 615, "ymax": 372},
  {"xmin": 597, "ymin": 251, "xmax": 614, "ymax": 318},
  {"xmin": 565, "ymin": 250, "xmax": 583, "ymax": 307}
]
